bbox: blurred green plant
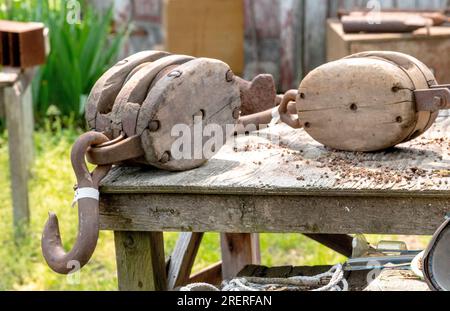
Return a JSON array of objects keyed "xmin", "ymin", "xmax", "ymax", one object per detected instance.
[{"xmin": 0, "ymin": 0, "xmax": 128, "ymax": 127}]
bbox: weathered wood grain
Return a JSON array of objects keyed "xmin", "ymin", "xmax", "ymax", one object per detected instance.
[
  {"xmin": 304, "ymin": 234, "xmax": 354, "ymax": 257},
  {"xmin": 114, "ymin": 231, "xmax": 167, "ymax": 291},
  {"xmin": 166, "ymin": 232, "xmax": 203, "ymax": 289},
  {"xmin": 2, "ymin": 71, "xmax": 35, "ymax": 231},
  {"xmin": 138, "ymin": 58, "xmax": 241, "ymax": 171},
  {"xmin": 101, "ymin": 114, "xmax": 449, "ymax": 196},
  {"xmin": 220, "ymin": 233, "xmax": 261, "ymax": 280},
  {"xmin": 303, "ymin": 0, "xmax": 328, "ymax": 75},
  {"xmin": 100, "ymin": 193, "xmax": 448, "ymax": 235},
  {"xmin": 99, "ymin": 113, "xmax": 448, "ymax": 235},
  {"xmin": 188, "ymin": 262, "xmax": 222, "ymax": 286},
  {"xmin": 327, "ymin": 19, "xmax": 450, "ymax": 83}
]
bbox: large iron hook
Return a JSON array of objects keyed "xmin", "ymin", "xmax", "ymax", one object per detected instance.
[{"xmin": 41, "ymin": 132, "xmax": 112, "ymax": 274}]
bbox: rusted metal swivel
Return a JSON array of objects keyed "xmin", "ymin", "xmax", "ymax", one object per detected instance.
[{"xmin": 41, "ymin": 131, "xmax": 112, "ymax": 274}]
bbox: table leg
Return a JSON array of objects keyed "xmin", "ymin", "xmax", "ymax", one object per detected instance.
[
  {"xmin": 114, "ymin": 231, "xmax": 167, "ymax": 291},
  {"xmin": 167, "ymin": 232, "xmax": 204, "ymax": 289},
  {"xmin": 304, "ymin": 234, "xmax": 354, "ymax": 257},
  {"xmin": 220, "ymin": 233, "xmax": 261, "ymax": 280}
]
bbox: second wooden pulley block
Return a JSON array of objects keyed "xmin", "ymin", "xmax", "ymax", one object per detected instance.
[
  {"xmin": 242, "ymin": 51, "xmax": 449, "ymax": 152},
  {"xmin": 297, "ymin": 51, "xmax": 444, "ymax": 151}
]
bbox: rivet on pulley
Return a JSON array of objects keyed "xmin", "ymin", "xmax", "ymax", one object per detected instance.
[
  {"xmin": 168, "ymin": 70, "xmax": 182, "ymax": 78},
  {"xmin": 160, "ymin": 152, "xmax": 171, "ymax": 164},
  {"xmin": 148, "ymin": 120, "xmax": 160, "ymax": 132},
  {"xmin": 226, "ymin": 70, "xmax": 234, "ymax": 82}
]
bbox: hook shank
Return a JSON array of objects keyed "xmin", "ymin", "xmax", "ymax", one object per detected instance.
[{"xmin": 42, "ymin": 132, "xmax": 112, "ymax": 274}]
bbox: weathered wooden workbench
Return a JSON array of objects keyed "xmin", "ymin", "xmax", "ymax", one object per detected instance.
[{"xmin": 99, "ymin": 111, "xmax": 449, "ymax": 291}]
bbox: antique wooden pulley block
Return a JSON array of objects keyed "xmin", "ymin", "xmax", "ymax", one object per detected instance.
[
  {"xmin": 296, "ymin": 51, "xmax": 446, "ymax": 151},
  {"xmin": 240, "ymin": 51, "xmax": 449, "ymax": 152},
  {"xmin": 85, "ymin": 50, "xmax": 242, "ymax": 171},
  {"xmin": 296, "ymin": 52, "xmax": 448, "ymax": 152}
]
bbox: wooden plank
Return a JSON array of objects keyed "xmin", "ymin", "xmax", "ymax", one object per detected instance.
[
  {"xmin": 264, "ymin": 266, "xmax": 293, "ymax": 278},
  {"xmin": 100, "ymin": 194, "xmax": 449, "ymax": 235},
  {"xmin": 220, "ymin": 233, "xmax": 261, "ymax": 279},
  {"xmin": 303, "ymin": 0, "xmax": 328, "ymax": 74},
  {"xmin": 166, "ymin": 232, "xmax": 204, "ymax": 290},
  {"xmin": 326, "ymin": 19, "xmax": 352, "ymax": 60},
  {"xmin": 279, "ymin": 0, "xmax": 298, "ymax": 90},
  {"xmin": 114, "ymin": 231, "xmax": 167, "ymax": 291},
  {"xmin": 327, "ymin": 0, "xmax": 341, "ymax": 17},
  {"xmin": 164, "ymin": 0, "xmax": 244, "ymax": 75},
  {"xmin": 100, "ymin": 114, "xmax": 449, "ymax": 196},
  {"xmin": 304, "ymin": 234, "xmax": 354, "ymax": 257},
  {"xmin": 3, "ymin": 81, "xmax": 32, "ymax": 230},
  {"xmin": 188, "ymin": 262, "xmax": 222, "ymax": 286},
  {"xmin": 293, "ymin": 0, "xmax": 305, "ymax": 86},
  {"xmin": 21, "ymin": 83, "xmax": 34, "ymax": 170}
]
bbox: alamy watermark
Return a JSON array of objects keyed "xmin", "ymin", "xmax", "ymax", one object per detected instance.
[
  {"xmin": 366, "ymin": 0, "xmax": 382, "ymax": 25},
  {"xmin": 66, "ymin": 0, "xmax": 81, "ymax": 25}
]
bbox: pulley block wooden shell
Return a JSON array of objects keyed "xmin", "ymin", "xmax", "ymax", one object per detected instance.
[
  {"xmin": 296, "ymin": 51, "xmax": 439, "ymax": 152},
  {"xmin": 86, "ymin": 51, "xmax": 241, "ymax": 171}
]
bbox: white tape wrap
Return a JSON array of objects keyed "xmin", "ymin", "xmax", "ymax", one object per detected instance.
[
  {"xmin": 72, "ymin": 188, "xmax": 100, "ymax": 207},
  {"xmin": 269, "ymin": 107, "xmax": 281, "ymax": 126}
]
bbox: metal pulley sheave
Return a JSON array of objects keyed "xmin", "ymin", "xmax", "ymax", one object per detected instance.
[{"xmin": 41, "ymin": 51, "xmax": 278, "ymax": 274}]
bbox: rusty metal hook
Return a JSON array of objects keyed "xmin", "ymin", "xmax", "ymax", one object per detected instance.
[
  {"xmin": 238, "ymin": 89, "xmax": 299, "ymax": 131},
  {"xmin": 41, "ymin": 131, "xmax": 112, "ymax": 274}
]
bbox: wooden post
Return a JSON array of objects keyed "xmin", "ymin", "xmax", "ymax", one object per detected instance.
[
  {"xmin": 1, "ymin": 69, "xmax": 35, "ymax": 232},
  {"xmin": 220, "ymin": 233, "xmax": 261, "ymax": 280},
  {"xmin": 114, "ymin": 231, "xmax": 167, "ymax": 291},
  {"xmin": 166, "ymin": 232, "xmax": 204, "ymax": 290}
]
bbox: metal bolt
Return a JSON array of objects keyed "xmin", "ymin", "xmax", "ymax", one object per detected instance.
[
  {"xmin": 226, "ymin": 70, "xmax": 234, "ymax": 82},
  {"xmin": 433, "ymin": 96, "xmax": 444, "ymax": 109},
  {"xmin": 148, "ymin": 120, "xmax": 160, "ymax": 132},
  {"xmin": 160, "ymin": 152, "xmax": 171, "ymax": 164},
  {"xmin": 124, "ymin": 235, "xmax": 134, "ymax": 248},
  {"xmin": 168, "ymin": 70, "xmax": 182, "ymax": 78},
  {"xmin": 232, "ymin": 107, "xmax": 240, "ymax": 119}
]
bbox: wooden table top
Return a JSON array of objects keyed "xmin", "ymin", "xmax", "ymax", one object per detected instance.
[
  {"xmin": 99, "ymin": 112, "xmax": 448, "ymax": 234},
  {"xmin": 101, "ymin": 111, "xmax": 449, "ymax": 198}
]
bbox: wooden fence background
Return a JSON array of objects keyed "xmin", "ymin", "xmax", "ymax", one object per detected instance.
[{"xmin": 95, "ymin": 0, "xmax": 450, "ymax": 90}]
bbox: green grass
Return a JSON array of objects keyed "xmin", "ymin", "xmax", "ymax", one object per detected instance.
[{"xmin": 0, "ymin": 128, "xmax": 430, "ymax": 290}]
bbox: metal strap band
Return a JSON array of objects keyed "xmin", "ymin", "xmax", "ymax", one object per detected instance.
[{"xmin": 72, "ymin": 188, "xmax": 100, "ymax": 207}]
